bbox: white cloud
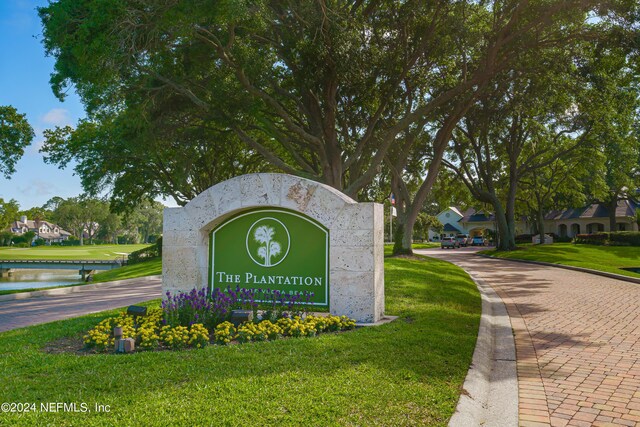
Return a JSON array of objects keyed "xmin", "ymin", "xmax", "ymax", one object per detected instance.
[
  {"xmin": 41, "ymin": 108, "xmax": 72, "ymax": 127},
  {"xmin": 18, "ymin": 179, "xmax": 60, "ymax": 197}
]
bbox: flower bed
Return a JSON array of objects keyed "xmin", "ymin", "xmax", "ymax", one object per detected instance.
[{"xmin": 83, "ymin": 287, "xmax": 356, "ymax": 353}]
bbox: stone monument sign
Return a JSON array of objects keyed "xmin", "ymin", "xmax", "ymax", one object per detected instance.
[{"xmin": 163, "ymin": 173, "xmax": 384, "ymax": 323}]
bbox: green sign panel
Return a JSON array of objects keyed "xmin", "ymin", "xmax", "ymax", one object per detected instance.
[{"xmin": 210, "ymin": 208, "xmax": 329, "ymax": 306}]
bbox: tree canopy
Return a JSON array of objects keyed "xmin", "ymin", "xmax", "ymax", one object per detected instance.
[
  {"xmin": 36, "ymin": 0, "xmax": 640, "ymax": 251},
  {"xmin": 0, "ymin": 106, "xmax": 34, "ymax": 178}
]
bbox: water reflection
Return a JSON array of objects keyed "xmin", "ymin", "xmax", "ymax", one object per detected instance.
[{"xmin": 0, "ymin": 269, "xmax": 81, "ymax": 291}]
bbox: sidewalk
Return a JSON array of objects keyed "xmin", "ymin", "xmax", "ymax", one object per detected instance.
[{"xmin": 419, "ymin": 247, "xmax": 640, "ymax": 427}]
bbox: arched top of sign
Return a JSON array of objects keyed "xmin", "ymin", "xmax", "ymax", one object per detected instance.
[
  {"xmin": 178, "ymin": 173, "xmax": 357, "ymax": 234},
  {"xmin": 211, "ymin": 207, "xmax": 328, "ymax": 236}
]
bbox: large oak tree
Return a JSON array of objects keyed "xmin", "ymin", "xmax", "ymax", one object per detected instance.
[{"xmin": 38, "ymin": 0, "xmax": 637, "ymax": 252}]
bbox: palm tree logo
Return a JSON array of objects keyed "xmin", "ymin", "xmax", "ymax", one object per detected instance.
[
  {"xmin": 254, "ymin": 225, "xmax": 282, "ymax": 267},
  {"xmin": 246, "ymin": 218, "xmax": 290, "ymax": 267}
]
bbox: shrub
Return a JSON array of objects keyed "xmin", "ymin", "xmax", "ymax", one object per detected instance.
[
  {"xmin": 137, "ymin": 324, "xmax": 160, "ymax": 349},
  {"xmin": 308, "ymin": 314, "xmax": 356, "ymax": 332},
  {"xmin": 83, "ymin": 311, "xmax": 137, "ymax": 351},
  {"xmin": 61, "ymin": 237, "xmax": 81, "ymax": 246},
  {"xmin": 213, "ymin": 322, "xmax": 236, "ymax": 345},
  {"xmin": 128, "ymin": 241, "xmax": 161, "ymax": 264},
  {"xmin": 84, "ymin": 308, "xmax": 168, "ymax": 352},
  {"xmin": 574, "ymin": 233, "xmax": 608, "ymax": 245},
  {"xmin": 236, "ymin": 322, "xmax": 262, "ymax": 343},
  {"xmin": 279, "ymin": 317, "xmax": 317, "ymax": 338},
  {"xmin": 188, "ymin": 324, "xmax": 210, "ymax": 348},
  {"xmin": 554, "ymin": 236, "xmax": 573, "ymax": 243},
  {"xmin": 607, "ymin": 231, "xmax": 640, "ymax": 246},
  {"xmin": 160, "ymin": 325, "xmax": 190, "ymax": 349},
  {"xmin": 162, "ymin": 287, "xmax": 316, "ymax": 330},
  {"xmin": 236, "ymin": 320, "xmax": 285, "ymax": 343},
  {"xmin": 574, "ymin": 232, "xmax": 640, "ymax": 246},
  {"xmin": 136, "ymin": 309, "xmax": 163, "ymax": 349},
  {"xmin": 257, "ymin": 288, "xmax": 315, "ymax": 321},
  {"xmin": 84, "ymin": 310, "xmax": 357, "ymax": 351},
  {"xmin": 214, "ymin": 315, "xmax": 357, "ymax": 345},
  {"xmin": 515, "ymin": 234, "xmax": 534, "ymax": 244},
  {"xmin": 162, "ymin": 288, "xmax": 213, "ymax": 328}
]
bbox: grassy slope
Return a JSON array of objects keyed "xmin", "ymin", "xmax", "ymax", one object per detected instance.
[
  {"xmin": 0, "ymin": 254, "xmax": 480, "ymax": 426},
  {"xmin": 0, "ymin": 244, "xmax": 151, "ymax": 260},
  {"xmin": 481, "ymin": 242, "xmax": 640, "ymax": 278},
  {"xmin": 90, "ymin": 258, "xmax": 162, "ymax": 283}
]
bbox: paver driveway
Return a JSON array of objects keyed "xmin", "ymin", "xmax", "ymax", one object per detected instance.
[
  {"xmin": 0, "ymin": 277, "xmax": 162, "ymax": 332},
  {"xmin": 418, "ymin": 247, "xmax": 640, "ymax": 427}
]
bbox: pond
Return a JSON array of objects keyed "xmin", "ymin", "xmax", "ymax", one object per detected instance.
[{"xmin": 0, "ymin": 269, "xmax": 81, "ymax": 291}]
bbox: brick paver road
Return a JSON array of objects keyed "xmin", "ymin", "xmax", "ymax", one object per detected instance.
[
  {"xmin": 418, "ymin": 247, "xmax": 640, "ymax": 427},
  {"xmin": 0, "ymin": 277, "xmax": 162, "ymax": 332}
]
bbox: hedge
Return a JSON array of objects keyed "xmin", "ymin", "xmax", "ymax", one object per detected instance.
[
  {"xmin": 575, "ymin": 232, "xmax": 640, "ymax": 246},
  {"xmin": 128, "ymin": 237, "xmax": 162, "ymax": 264}
]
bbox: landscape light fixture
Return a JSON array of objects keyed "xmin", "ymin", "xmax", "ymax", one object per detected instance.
[{"xmin": 126, "ymin": 305, "xmax": 148, "ymax": 317}]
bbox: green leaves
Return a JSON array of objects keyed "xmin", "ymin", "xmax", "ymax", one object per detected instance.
[{"xmin": 0, "ymin": 106, "xmax": 34, "ymax": 179}]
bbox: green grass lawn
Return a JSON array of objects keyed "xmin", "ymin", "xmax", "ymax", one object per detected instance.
[
  {"xmin": 412, "ymin": 242, "xmax": 440, "ymax": 249},
  {"xmin": 481, "ymin": 242, "xmax": 640, "ymax": 278},
  {"xmin": 0, "ymin": 244, "xmax": 151, "ymax": 260},
  {"xmin": 90, "ymin": 258, "xmax": 162, "ymax": 283},
  {"xmin": 0, "ymin": 254, "xmax": 480, "ymax": 426}
]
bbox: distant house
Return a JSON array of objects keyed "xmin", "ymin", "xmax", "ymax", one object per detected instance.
[
  {"xmin": 429, "ymin": 207, "xmax": 530, "ymax": 240},
  {"xmin": 7, "ymin": 216, "xmax": 71, "ymax": 244},
  {"xmin": 544, "ymin": 199, "xmax": 639, "ymax": 237},
  {"xmin": 429, "ymin": 199, "xmax": 640, "ymax": 240}
]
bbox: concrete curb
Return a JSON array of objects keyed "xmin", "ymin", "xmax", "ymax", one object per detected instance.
[
  {"xmin": 477, "ymin": 253, "xmax": 640, "ymax": 285},
  {"xmin": 449, "ymin": 275, "xmax": 518, "ymax": 427},
  {"xmin": 0, "ymin": 275, "xmax": 162, "ymax": 302}
]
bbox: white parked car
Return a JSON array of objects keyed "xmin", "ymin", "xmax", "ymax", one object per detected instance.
[
  {"xmin": 456, "ymin": 234, "xmax": 471, "ymax": 247},
  {"xmin": 441, "ymin": 237, "xmax": 459, "ymax": 249}
]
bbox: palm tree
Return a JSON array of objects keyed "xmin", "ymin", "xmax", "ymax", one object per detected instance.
[
  {"xmin": 269, "ymin": 241, "xmax": 281, "ymax": 264},
  {"xmin": 254, "ymin": 225, "xmax": 276, "ymax": 266},
  {"xmin": 257, "ymin": 246, "xmax": 267, "ymax": 261}
]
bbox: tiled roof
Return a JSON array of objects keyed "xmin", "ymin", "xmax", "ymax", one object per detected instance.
[
  {"xmin": 7, "ymin": 218, "xmax": 71, "ymax": 240},
  {"xmin": 544, "ymin": 199, "xmax": 638, "ymax": 220},
  {"xmin": 443, "ymin": 223, "xmax": 461, "ymax": 232},
  {"xmin": 461, "ymin": 208, "xmax": 495, "ymax": 222}
]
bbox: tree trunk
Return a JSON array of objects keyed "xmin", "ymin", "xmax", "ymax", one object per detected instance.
[
  {"xmin": 505, "ymin": 165, "xmax": 519, "ymax": 249},
  {"xmin": 392, "ymin": 209, "xmax": 418, "ymax": 255},
  {"xmin": 537, "ymin": 209, "xmax": 546, "ymax": 244},
  {"xmin": 390, "ymin": 105, "xmax": 466, "ymax": 256},
  {"xmin": 494, "ymin": 203, "xmax": 515, "ymax": 251}
]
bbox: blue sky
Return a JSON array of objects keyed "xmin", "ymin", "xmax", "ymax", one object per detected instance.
[{"xmin": 0, "ymin": 0, "xmax": 85, "ymax": 209}]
